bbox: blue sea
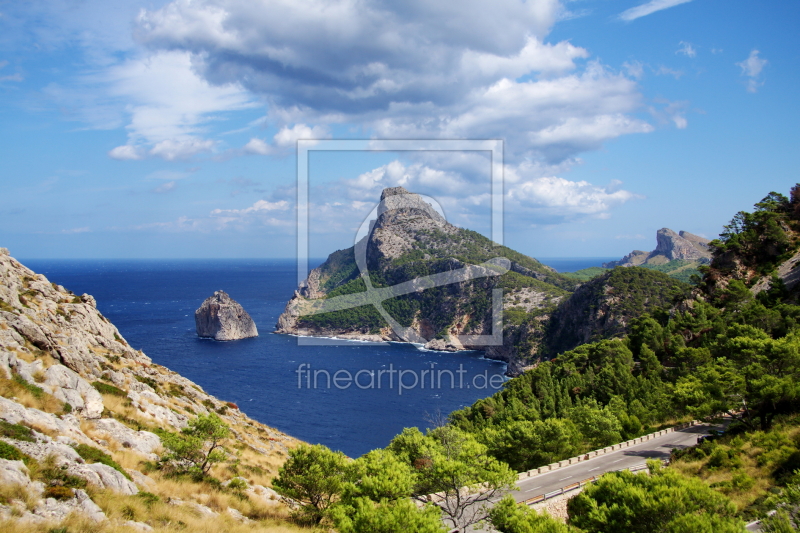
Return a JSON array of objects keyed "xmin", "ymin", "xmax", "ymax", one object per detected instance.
[{"xmin": 21, "ymin": 257, "xmax": 611, "ymax": 458}]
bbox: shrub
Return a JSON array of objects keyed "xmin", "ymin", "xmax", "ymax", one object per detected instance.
[
  {"xmin": 62, "ymin": 402, "xmax": 72, "ymax": 414},
  {"xmin": 0, "ymin": 441, "xmax": 25, "ymax": 461},
  {"xmin": 44, "ymin": 486, "xmax": 75, "ymax": 500},
  {"xmin": 136, "ymin": 491, "xmax": 161, "ymax": 506},
  {"xmin": 92, "ymin": 381, "xmax": 126, "ymax": 397},
  {"xmin": 0, "ymin": 420, "xmax": 35, "ymax": 442},
  {"xmin": 228, "ymin": 477, "xmax": 248, "ymax": 491},
  {"xmin": 134, "ymin": 375, "xmax": 160, "ymax": 391},
  {"xmin": 73, "ymin": 444, "xmax": 131, "ymax": 480}
]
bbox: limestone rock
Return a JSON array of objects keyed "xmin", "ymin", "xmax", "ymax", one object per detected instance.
[
  {"xmin": 604, "ymin": 228, "xmax": 711, "ymax": 268},
  {"xmin": 195, "ymin": 291, "xmax": 258, "ymax": 341},
  {"xmin": 91, "ymin": 418, "xmax": 161, "ymax": 458},
  {"xmin": 43, "ymin": 364, "xmax": 104, "ymax": 419}
]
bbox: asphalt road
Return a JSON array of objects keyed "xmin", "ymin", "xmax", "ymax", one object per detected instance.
[{"xmin": 513, "ymin": 423, "xmax": 724, "ymax": 502}]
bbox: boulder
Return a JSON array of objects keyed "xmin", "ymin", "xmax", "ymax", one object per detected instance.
[{"xmin": 195, "ymin": 291, "xmax": 258, "ymax": 341}]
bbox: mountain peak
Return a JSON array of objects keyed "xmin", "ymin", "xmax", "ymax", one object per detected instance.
[{"xmin": 380, "ymin": 186, "xmax": 411, "ymax": 200}]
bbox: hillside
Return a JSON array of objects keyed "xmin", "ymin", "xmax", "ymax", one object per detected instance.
[
  {"xmin": 542, "ymin": 267, "xmax": 692, "ymax": 357},
  {"xmin": 0, "ymin": 248, "xmax": 300, "ymax": 531}
]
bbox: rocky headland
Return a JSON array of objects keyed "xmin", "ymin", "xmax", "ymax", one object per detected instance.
[
  {"xmin": 604, "ymin": 228, "xmax": 711, "ymax": 268},
  {"xmin": 195, "ymin": 290, "xmax": 258, "ymax": 341}
]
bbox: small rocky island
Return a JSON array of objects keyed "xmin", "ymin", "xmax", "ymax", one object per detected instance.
[{"xmin": 195, "ymin": 290, "xmax": 258, "ymax": 340}]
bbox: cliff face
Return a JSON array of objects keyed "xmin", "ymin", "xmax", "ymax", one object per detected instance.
[
  {"xmin": 604, "ymin": 228, "xmax": 711, "ymax": 268},
  {"xmin": 195, "ymin": 290, "xmax": 258, "ymax": 341},
  {"xmin": 0, "ymin": 248, "xmax": 296, "ymax": 528},
  {"xmin": 276, "ymin": 187, "xmax": 572, "ymax": 371}
]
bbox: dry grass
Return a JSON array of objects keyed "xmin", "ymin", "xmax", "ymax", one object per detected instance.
[
  {"xmin": 0, "ymin": 483, "xmax": 37, "ymax": 511},
  {"xmin": 0, "ymin": 376, "xmax": 66, "ymax": 415}
]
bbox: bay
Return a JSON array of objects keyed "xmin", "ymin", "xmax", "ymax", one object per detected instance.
[{"xmin": 22, "ymin": 258, "xmax": 508, "ymax": 458}]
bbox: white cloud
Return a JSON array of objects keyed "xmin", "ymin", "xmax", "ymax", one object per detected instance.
[
  {"xmin": 136, "ymin": 1, "xmax": 653, "ymax": 165},
  {"xmin": 737, "ymin": 50, "xmax": 767, "ymax": 93},
  {"xmin": 508, "ymin": 176, "xmax": 639, "ymax": 220},
  {"xmin": 676, "ymin": 41, "xmax": 696, "ymax": 58},
  {"xmin": 108, "ymin": 144, "xmax": 144, "ymax": 160},
  {"xmin": 618, "ymin": 0, "xmax": 693, "ymax": 22},
  {"xmin": 655, "ymin": 65, "xmax": 684, "ymax": 79},
  {"xmin": 243, "ymin": 123, "xmax": 330, "ymax": 155},
  {"xmin": 153, "ymin": 181, "xmax": 177, "ymax": 193},
  {"xmin": 273, "ymin": 124, "xmax": 330, "ymax": 147},
  {"xmin": 149, "ymin": 137, "xmax": 216, "ymax": 160},
  {"xmin": 243, "ymin": 137, "xmax": 271, "ymax": 155},
  {"xmin": 101, "ymin": 50, "xmax": 256, "ymax": 160},
  {"xmin": 211, "ymin": 199, "xmax": 289, "ymax": 216},
  {"xmin": 623, "ymin": 61, "xmax": 644, "ymax": 80}
]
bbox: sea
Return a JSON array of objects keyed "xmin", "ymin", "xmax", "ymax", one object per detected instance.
[{"xmin": 22, "ymin": 257, "xmax": 613, "ymax": 458}]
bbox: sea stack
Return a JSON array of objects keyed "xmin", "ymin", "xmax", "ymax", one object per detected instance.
[{"xmin": 195, "ymin": 290, "xmax": 258, "ymax": 340}]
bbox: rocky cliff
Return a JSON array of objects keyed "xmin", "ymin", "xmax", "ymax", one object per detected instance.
[
  {"xmin": 0, "ymin": 248, "xmax": 297, "ymax": 530},
  {"xmin": 604, "ymin": 228, "xmax": 711, "ymax": 268},
  {"xmin": 276, "ymin": 187, "xmax": 574, "ymax": 373},
  {"xmin": 195, "ymin": 291, "xmax": 258, "ymax": 341}
]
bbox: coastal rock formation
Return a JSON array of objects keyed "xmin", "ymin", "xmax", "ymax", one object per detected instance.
[
  {"xmin": 195, "ymin": 291, "xmax": 258, "ymax": 340},
  {"xmin": 0, "ymin": 248, "xmax": 297, "ymax": 528},
  {"xmin": 604, "ymin": 228, "xmax": 711, "ymax": 268},
  {"xmin": 276, "ymin": 187, "xmax": 572, "ymax": 374}
]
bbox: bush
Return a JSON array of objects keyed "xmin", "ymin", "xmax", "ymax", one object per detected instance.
[
  {"xmin": 73, "ymin": 444, "xmax": 131, "ymax": 480},
  {"xmin": 0, "ymin": 420, "xmax": 35, "ymax": 442},
  {"xmin": 44, "ymin": 486, "xmax": 75, "ymax": 500},
  {"xmin": 92, "ymin": 381, "xmax": 127, "ymax": 397},
  {"xmin": 136, "ymin": 491, "xmax": 161, "ymax": 506},
  {"xmin": 0, "ymin": 441, "xmax": 25, "ymax": 461},
  {"xmin": 134, "ymin": 375, "xmax": 159, "ymax": 391}
]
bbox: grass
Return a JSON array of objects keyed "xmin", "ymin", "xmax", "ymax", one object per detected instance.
[
  {"xmin": 0, "ymin": 420, "xmax": 35, "ymax": 442},
  {"xmin": 669, "ymin": 414, "xmax": 800, "ymax": 520},
  {"xmin": 0, "ymin": 374, "xmax": 68, "ymax": 415},
  {"xmin": 92, "ymin": 381, "xmax": 127, "ymax": 397},
  {"xmin": 73, "ymin": 444, "xmax": 132, "ymax": 480}
]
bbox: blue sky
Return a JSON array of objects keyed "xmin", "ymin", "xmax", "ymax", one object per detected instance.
[{"xmin": 0, "ymin": 0, "xmax": 797, "ymax": 260}]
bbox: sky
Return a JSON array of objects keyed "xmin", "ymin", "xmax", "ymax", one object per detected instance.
[{"xmin": 0, "ymin": 0, "xmax": 798, "ymax": 260}]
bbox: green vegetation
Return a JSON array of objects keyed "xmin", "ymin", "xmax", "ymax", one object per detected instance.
[
  {"xmin": 92, "ymin": 381, "xmax": 127, "ymax": 397},
  {"xmin": 73, "ymin": 444, "xmax": 131, "ymax": 480},
  {"xmin": 560, "ymin": 267, "xmax": 609, "ymax": 282},
  {"xmin": 0, "ymin": 420, "xmax": 35, "ymax": 442},
  {"xmin": 11, "ymin": 373, "xmax": 45, "ymax": 399},
  {"xmin": 159, "ymin": 413, "xmax": 230, "ymax": 479},
  {"xmin": 568, "ymin": 461, "xmax": 744, "ymax": 532},
  {"xmin": 640, "ymin": 259, "xmax": 704, "ymax": 284},
  {"xmin": 0, "ymin": 441, "xmax": 27, "ymax": 462},
  {"xmin": 273, "ymin": 426, "xmax": 515, "ymax": 531}
]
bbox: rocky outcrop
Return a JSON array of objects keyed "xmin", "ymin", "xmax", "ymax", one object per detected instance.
[
  {"xmin": 195, "ymin": 290, "xmax": 258, "ymax": 341},
  {"xmin": 604, "ymin": 228, "xmax": 711, "ymax": 268}
]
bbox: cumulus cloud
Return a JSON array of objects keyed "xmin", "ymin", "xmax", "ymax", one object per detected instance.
[
  {"xmin": 149, "ymin": 137, "xmax": 216, "ymax": 160},
  {"xmin": 737, "ymin": 50, "xmax": 767, "ymax": 93},
  {"xmin": 243, "ymin": 123, "xmax": 330, "ymax": 155},
  {"xmin": 507, "ymin": 175, "xmax": 640, "ymax": 222},
  {"xmin": 135, "ymin": 1, "xmax": 652, "ymax": 165},
  {"xmin": 108, "ymin": 144, "xmax": 144, "ymax": 160},
  {"xmin": 618, "ymin": 0, "xmax": 693, "ymax": 22}
]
